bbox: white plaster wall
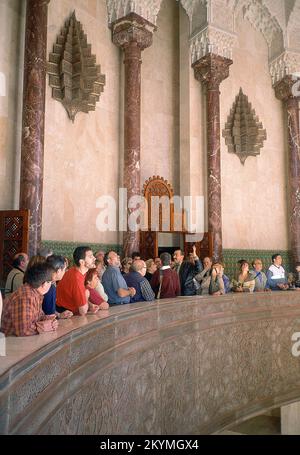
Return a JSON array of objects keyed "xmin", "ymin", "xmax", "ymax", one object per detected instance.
[
  {"xmin": 0, "ymin": 0, "xmax": 23, "ymax": 210},
  {"xmin": 141, "ymin": 0, "xmax": 180, "ymax": 194},
  {"xmin": 221, "ymin": 15, "xmax": 288, "ymax": 250},
  {"xmin": 43, "ymin": 0, "xmax": 121, "ymax": 244},
  {"xmin": 180, "ymin": 4, "xmax": 206, "ymax": 234}
]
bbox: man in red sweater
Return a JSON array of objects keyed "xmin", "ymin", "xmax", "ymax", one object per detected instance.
[
  {"xmin": 56, "ymin": 246, "xmax": 97, "ymax": 315},
  {"xmin": 151, "ymin": 252, "xmax": 181, "ymax": 299}
]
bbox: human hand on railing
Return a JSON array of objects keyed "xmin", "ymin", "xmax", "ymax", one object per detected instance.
[{"xmin": 36, "ymin": 315, "xmax": 58, "ymax": 333}]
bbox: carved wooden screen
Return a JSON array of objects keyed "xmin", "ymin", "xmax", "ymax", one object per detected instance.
[
  {"xmin": 140, "ymin": 231, "xmax": 158, "ymax": 261},
  {"xmin": 0, "ymin": 210, "xmax": 29, "ymax": 283},
  {"xmin": 143, "ymin": 176, "xmax": 175, "ymax": 232},
  {"xmin": 140, "ymin": 176, "xmax": 175, "ymax": 259}
]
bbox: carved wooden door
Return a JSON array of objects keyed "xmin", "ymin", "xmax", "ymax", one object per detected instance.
[
  {"xmin": 0, "ymin": 210, "xmax": 29, "ymax": 283},
  {"xmin": 140, "ymin": 231, "xmax": 158, "ymax": 260}
]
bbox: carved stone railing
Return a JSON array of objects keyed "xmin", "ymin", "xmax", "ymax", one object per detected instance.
[{"xmin": 1, "ymin": 292, "xmax": 300, "ymax": 434}]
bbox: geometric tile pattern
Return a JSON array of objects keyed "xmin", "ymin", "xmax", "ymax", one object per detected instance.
[{"xmin": 41, "ymin": 240, "xmax": 122, "ymax": 266}]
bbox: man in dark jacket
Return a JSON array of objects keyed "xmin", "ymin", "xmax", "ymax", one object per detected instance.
[
  {"xmin": 124, "ymin": 260, "xmax": 155, "ymax": 302},
  {"xmin": 173, "ymin": 245, "xmax": 203, "ymax": 296}
]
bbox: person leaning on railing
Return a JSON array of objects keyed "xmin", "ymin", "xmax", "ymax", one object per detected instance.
[
  {"xmin": 209, "ymin": 262, "xmax": 231, "ymax": 296},
  {"xmin": 1, "ymin": 262, "xmax": 58, "ymax": 337},
  {"xmin": 266, "ymin": 254, "xmax": 289, "ymax": 291},
  {"xmin": 231, "ymin": 260, "xmax": 255, "ymax": 293},
  {"xmin": 251, "ymin": 258, "xmax": 270, "ymax": 292}
]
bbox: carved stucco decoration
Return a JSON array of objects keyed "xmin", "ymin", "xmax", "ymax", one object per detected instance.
[
  {"xmin": 106, "ymin": 0, "xmax": 163, "ymax": 25},
  {"xmin": 47, "ymin": 12, "xmax": 105, "ymax": 122},
  {"xmin": 191, "ymin": 26, "xmax": 237, "ymax": 63},
  {"xmin": 270, "ymin": 51, "xmax": 300, "ymax": 85},
  {"xmin": 223, "ymin": 88, "xmax": 267, "ymax": 164}
]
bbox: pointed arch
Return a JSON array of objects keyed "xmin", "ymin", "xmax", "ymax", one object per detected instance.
[{"xmin": 233, "ymin": 0, "xmax": 284, "ymax": 58}]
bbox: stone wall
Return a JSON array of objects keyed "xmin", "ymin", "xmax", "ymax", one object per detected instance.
[
  {"xmin": 0, "ymin": 0, "xmax": 291, "ymax": 253},
  {"xmin": 0, "ymin": 0, "xmax": 24, "ymax": 210},
  {"xmin": 221, "ymin": 14, "xmax": 288, "ymax": 250},
  {"xmin": 43, "ymin": 0, "xmax": 120, "ymax": 245},
  {"xmin": 141, "ymin": 0, "xmax": 180, "ymax": 195}
]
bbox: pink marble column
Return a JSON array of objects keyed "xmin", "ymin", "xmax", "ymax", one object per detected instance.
[
  {"xmin": 112, "ymin": 13, "xmax": 156, "ymax": 257},
  {"xmin": 19, "ymin": 0, "xmax": 50, "ymax": 257},
  {"xmin": 192, "ymin": 54, "xmax": 232, "ymax": 262},
  {"xmin": 274, "ymin": 75, "xmax": 300, "ymax": 265}
]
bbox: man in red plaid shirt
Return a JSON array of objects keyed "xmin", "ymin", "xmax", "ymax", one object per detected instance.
[{"xmin": 1, "ymin": 262, "xmax": 58, "ymax": 337}]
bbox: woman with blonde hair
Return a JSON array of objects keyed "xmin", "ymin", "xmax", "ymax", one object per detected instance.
[
  {"xmin": 121, "ymin": 257, "xmax": 132, "ymax": 275},
  {"xmin": 145, "ymin": 259, "xmax": 157, "ymax": 282}
]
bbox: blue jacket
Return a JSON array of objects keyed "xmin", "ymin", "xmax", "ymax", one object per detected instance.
[{"xmin": 124, "ymin": 271, "xmax": 145, "ymax": 303}]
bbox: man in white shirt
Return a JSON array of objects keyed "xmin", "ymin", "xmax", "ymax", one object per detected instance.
[{"xmin": 266, "ymin": 254, "xmax": 289, "ymax": 290}]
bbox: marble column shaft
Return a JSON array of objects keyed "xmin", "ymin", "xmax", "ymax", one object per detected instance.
[
  {"xmin": 192, "ymin": 54, "xmax": 232, "ymax": 262},
  {"xmin": 112, "ymin": 13, "xmax": 156, "ymax": 257},
  {"xmin": 19, "ymin": 0, "xmax": 50, "ymax": 257},
  {"xmin": 275, "ymin": 75, "xmax": 300, "ymax": 265}
]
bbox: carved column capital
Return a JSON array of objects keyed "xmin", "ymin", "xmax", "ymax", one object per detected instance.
[
  {"xmin": 192, "ymin": 53, "xmax": 233, "ymax": 90},
  {"xmin": 112, "ymin": 12, "xmax": 156, "ymax": 51},
  {"xmin": 274, "ymin": 75, "xmax": 300, "ymax": 102}
]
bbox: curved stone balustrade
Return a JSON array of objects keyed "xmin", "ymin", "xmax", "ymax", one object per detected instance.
[{"xmin": 1, "ymin": 292, "xmax": 300, "ymax": 435}]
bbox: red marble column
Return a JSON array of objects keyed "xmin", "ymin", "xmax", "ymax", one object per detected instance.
[
  {"xmin": 192, "ymin": 54, "xmax": 232, "ymax": 262},
  {"xmin": 112, "ymin": 13, "xmax": 156, "ymax": 257},
  {"xmin": 19, "ymin": 0, "xmax": 50, "ymax": 257},
  {"xmin": 274, "ymin": 75, "xmax": 300, "ymax": 265}
]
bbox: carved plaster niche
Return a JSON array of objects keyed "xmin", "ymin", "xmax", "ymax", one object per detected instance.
[
  {"xmin": 223, "ymin": 88, "xmax": 267, "ymax": 165},
  {"xmin": 47, "ymin": 12, "xmax": 105, "ymax": 122}
]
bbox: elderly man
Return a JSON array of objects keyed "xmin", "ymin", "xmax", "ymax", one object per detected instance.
[
  {"xmin": 5, "ymin": 252, "xmax": 29, "ymax": 297},
  {"xmin": 151, "ymin": 252, "xmax": 181, "ymax": 299},
  {"xmin": 124, "ymin": 260, "xmax": 155, "ymax": 302},
  {"xmin": 173, "ymin": 245, "xmax": 203, "ymax": 296},
  {"xmin": 102, "ymin": 251, "xmax": 136, "ymax": 305},
  {"xmin": 251, "ymin": 258, "xmax": 269, "ymax": 292},
  {"xmin": 194, "ymin": 256, "xmax": 213, "ymax": 295},
  {"xmin": 266, "ymin": 254, "xmax": 289, "ymax": 291}
]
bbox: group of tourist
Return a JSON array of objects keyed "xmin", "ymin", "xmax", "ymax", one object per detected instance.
[{"xmin": 1, "ymin": 245, "xmax": 300, "ymax": 338}]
